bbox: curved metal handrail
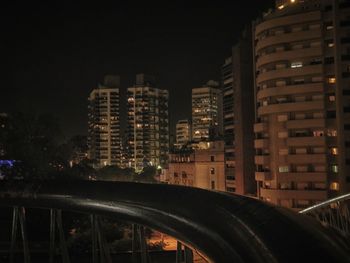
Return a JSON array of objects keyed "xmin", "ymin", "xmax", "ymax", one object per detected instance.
[
  {"xmin": 0, "ymin": 180, "xmax": 349, "ymax": 263},
  {"xmin": 299, "ymin": 193, "xmax": 350, "ymax": 214}
]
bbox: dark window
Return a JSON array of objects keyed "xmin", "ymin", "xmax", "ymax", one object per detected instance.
[
  {"xmin": 211, "ymin": 181, "xmax": 215, "ymax": 190},
  {"xmin": 341, "ymin": 37, "xmax": 350, "ymax": 44},
  {"xmin": 341, "ymin": 21, "xmax": 350, "ymax": 27},
  {"xmin": 342, "ymin": 55, "xmax": 350, "ymax": 61},
  {"xmin": 325, "ymin": 5, "xmax": 332, "ymax": 11},
  {"xmin": 327, "ymin": 111, "xmax": 336, "ymax": 118},
  {"xmin": 324, "ymin": 57, "xmax": 334, "ymax": 64},
  {"xmin": 210, "ymin": 156, "xmax": 215, "ymax": 162},
  {"xmin": 210, "ymin": 168, "xmax": 215, "ymax": 175}
]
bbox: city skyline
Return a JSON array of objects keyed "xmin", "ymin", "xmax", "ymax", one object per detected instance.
[{"xmin": 1, "ymin": 1, "xmax": 274, "ymax": 138}]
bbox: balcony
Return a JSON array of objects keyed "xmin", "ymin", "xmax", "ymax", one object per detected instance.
[
  {"xmin": 256, "ymin": 26, "xmax": 322, "ymax": 52},
  {"xmin": 254, "ymin": 122, "xmax": 268, "ymax": 133},
  {"xmin": 257, "ymin": 83, "xmax": 323, "ymax": 101},
  {"xmin": 255, "ymin": 171, "xmax": 271, "ymax": 181},
  {"xmin": 260, "ymin": 188, "xmax": 327, "ymax": 200},
  {"xmin": 255, "ymin": 11, "xmax": 321, "ymax": 36},
  {"xmin": 254, "ymin": 139, "xmax": 269, "ymax": 149},
  {"xmin": 286, "ymin": 154, "xmax": 327, "ymax": 164},
  {"xmin": 255, "ymin": 155, "xmax": 270, "ymax": 165},
  {"xmin": 256, "ymin": 47, "xmax": 322, "ymax": 68},
  {"xmin": 258, "ymin": 101, "xmax": 324, "ymax": 116},
  {"xmin": 278, "ymin": 172, "xmax": 327, "ymax": 183},
  {"xmin": 286, "ymin": 119, "xmax": 326, "ymax": 129},
  {"xmin": 286, "ymin": 136, "xmax": 326, "ymax": 147},
  {"xmin": 257, "ymin": 64, "xmax": 323, "ymax": 84}
]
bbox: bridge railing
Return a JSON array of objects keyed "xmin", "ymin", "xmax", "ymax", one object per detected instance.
[
  {"xmin": 1, "ymin": 180, "xmax": 350, "ymax": 263},
  {"xmin": 299, "ymin": 193, "xmax": 350, "ymax": 237}
]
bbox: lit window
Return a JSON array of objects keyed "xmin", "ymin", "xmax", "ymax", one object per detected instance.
[
  {"xmin": 330, "ymin": 147, "xmax": 338, "ymax": 155},
  {"xmin": 210, "ymin": 168, "xmax": 215, "ymax": 175},
  {"xmin": 313, "ymin": 130, "xmax": 324, "ymax": 137},
  {"xmin": 331, "ymin": 164, "xmax": 339, "ymax": 173},
  {"xmin": 279, "ymin": 166, "xmax": 290, "ymax": 173},
  {"xmin": 291, "ymin": 62, "xmax": 303, "ymax": 68},
  {"xmin": 330, "ymin": 182, "xmax": 339, "ymax": 191},
  {"xmin": 329, "ymin": 95, "xmax": 336, "ymax": 102},
  {"xmin": 328, "ymin": 42, "xmax": 334, "ymax": 48},
  {"xmin": 290, "ymin": 0, "xmax": 296, "ymax": 3},
  {"xmin": 328, "ymin": 77, "xmax": 336, "ymax": 84},
  {"xmin": 278, "ymin": 4, "xmax": 285, "ymax": 9},
  {"xmin": 326, "ymin": 129, "xmax": 337, "ymax": 137}
]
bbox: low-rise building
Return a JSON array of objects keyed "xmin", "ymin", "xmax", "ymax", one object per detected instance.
[{"xmin": 161, "ymin": 140, "xmax": 225, "ymax": 191}]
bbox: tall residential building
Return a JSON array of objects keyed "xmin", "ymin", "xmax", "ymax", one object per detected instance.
[
  {"xmin": 192, "ymin": 81, "xmax": 222, "ymax": 141},
  {"xmin": 233, "ymin": 26, "xmax": 256, "ymax": 196},
  {"xmin": 175, "ymin": 119, "xmax": 191, "ymax": 148},
  {"xmin": 88, "ymin": 75, "xmax": 121, "ymax": 168},
  {"xmin": 127, "ymin": 74, "xmax": 169, "ymax": 172},
  {"xmin": 221, "ymin": 57, "xmax": 235, "ymax": 193},
  {"xmin": 253, "ymin": 0, "xmax": 350, "ymax": 210}
]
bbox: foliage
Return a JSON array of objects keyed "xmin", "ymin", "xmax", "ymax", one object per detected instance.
[{"xmin": 0, "ymin": 112, "xmax": 66, "ymax": 179}]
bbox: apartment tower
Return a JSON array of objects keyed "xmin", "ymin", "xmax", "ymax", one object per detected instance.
[
  {"xmin": 192, "ymin": 81, "xmax": 222, "ymax": 141},
  {"xmin": 88, "ymin": 75, "xmax": 121, "ymax": 168},
  {"xmin": 221, "ymin": 57, "xmax": 236, "ymax": 193},
  {"xmin": 175, "ymin": 119, "xmax": 192, "ymax": 148},
  {"xmin": 127, "ymin": 74, "xmax": 169, "ymax": 171},
  {"xmin": 253, "ymin": 0, "xmax": 350, "ymax": 210}
]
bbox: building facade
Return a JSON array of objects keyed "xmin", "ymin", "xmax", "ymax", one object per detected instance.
[
  {"xmin": 175, "ymin": 119, "xmax": 192, "ymax": 148},
  {"xmin": 161, "ymin": 141, "xmax": 226, "ymax": 191},
  {"xmin": 253, "ymin": 0, "xmax": 350, "ymax": 210},
  {"xmin": 232, "ymin": 27, "xmax": 256, "ymax": 196},
  {"xmin": 127, "ymin": 74, "xmax": 169, "ymax": 172},
  {"xmin": 221, "ymin": 57, "xmax": 236, "ymax": 193},
  {"xmin": 192, "ymin": 81, "xmax": 222, "ymax": 141},
  {"xmin": 88, "ymin": 75, "xmax": 121, "ymax": 168}
]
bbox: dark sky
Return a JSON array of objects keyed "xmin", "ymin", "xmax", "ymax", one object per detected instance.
[{"xmin": 1, "ymin": 0, "xmax": 274, "ymax": 139}]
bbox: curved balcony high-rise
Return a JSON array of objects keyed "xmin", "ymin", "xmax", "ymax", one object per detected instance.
[{"xmin": 253, "ymin": 0, "xmax": 350, "ymax": 210}]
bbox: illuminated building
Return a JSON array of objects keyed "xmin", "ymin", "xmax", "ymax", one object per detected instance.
[
  {"xmin": 127, "ymin": 74, "xmax": 169, "ymax": 172},
  {"xmin": 192, "ymin": 81, "xmax": 222, "ymax": 141},
  {"xmin": 88, "ymin": 75, "xmax": 121, "ymax": 168},
  {"xmin": 161, "ymin": 140, "xmax": 226, "ymax": 191},
  {"xmin": 253, "ymin": 0, "xmax": 350, "ymax": 210},
  {"xmin": 175, "ymin": 119, "xmax": 191, "ymax": 148}
]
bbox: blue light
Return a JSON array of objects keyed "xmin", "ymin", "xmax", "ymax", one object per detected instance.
[{"xmin": 0, "ymin": 160, "xmax": 16, "ymax": 167}]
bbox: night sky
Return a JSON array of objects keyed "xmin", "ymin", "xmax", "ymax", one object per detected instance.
[{"xmin": 1, "ymin": 1, "xmax": 274, "ymax": 139}]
